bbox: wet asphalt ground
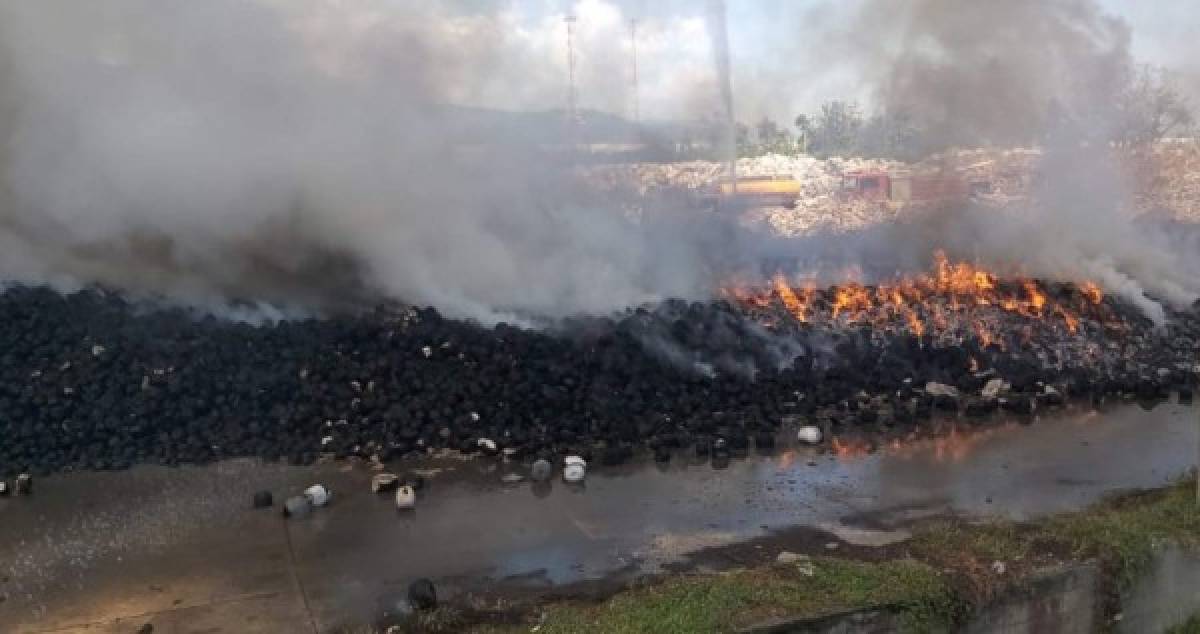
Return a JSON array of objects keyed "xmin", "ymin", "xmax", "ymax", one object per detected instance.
[{"xmin": 0, "ymin": 401, "xmax": 1195, "ymax": 633}]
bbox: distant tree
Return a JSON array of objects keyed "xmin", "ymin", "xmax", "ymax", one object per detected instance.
[
  {"xmin": 756, "ymin": 117, "xmax": 779, "ymax": 144},
  {"xmin": 857, "ymin": 108, "xmax": 924, "ymax": 161},
  {"xmin": 821, "ymin": 101, "xmax": 862, "ymax": 153},
  {"xmin": 697, "ymin": 113, "xmax": 724, "ymax": 157},
  {"xmin": 782, "ymin": 66, "xmax": 1194, "ymax": 163},
  {"xmin": 766, "ymin": 126, "xmax": 796, "ymax": 155},
  {"xmin": 734, "ymin": 121, "xmax": 751, "ymax": 155},
  {"xmin": 794, "ymin": 114, "xmax": 811, "ymax": 152},
  {"xmin": 794, "ymin": 101, "xmax": 863, "ymax": 158},
  {"xmin": 1041, "ymin": 64, "xmax": 1194, "ymax": 149},
  {"xmin": 1112, "ymin": 65, "xmax": 1194, "ymax": 145},
  {"xmin": 727, "ymin": 116, "xmax": 798, "ymax": 157}
]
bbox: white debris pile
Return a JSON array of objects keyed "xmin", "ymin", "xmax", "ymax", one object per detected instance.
[
  {"xmin": 737, "ymin": 155, "xmax": 905, "ymax": 236},
  {"xmin": 740, "ymin": 196, "xmax": 897, "ymax": 236},
  {"xmin": 580, "ymin": 160, "xmax": 722, "ymax": 195},
  {"xmin": 586, "ymin": 154, "xmax": 895, "ymax": 194},
  {"xmin": 585, "ymin": 143, "xmax": 1200, "ymax": 233},
  {"xmin": 1130, "ymin": 140, "xmax": 1200, "ymax": 221},
  {"xmin": 582, "ymin": 153, "xmax": 905, "ymax": 236},
  {"xmin": 919, "ymin": 147, "xmax": 1040, "ymax": 204}
]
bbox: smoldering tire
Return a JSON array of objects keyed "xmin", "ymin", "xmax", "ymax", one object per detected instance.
[{"xmin": 0, "ymin": 284, "xmax": 1195, "ymax": 477}]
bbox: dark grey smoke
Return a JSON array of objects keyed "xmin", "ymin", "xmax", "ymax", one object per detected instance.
[{"xmin": 841, "ymin": 0, "xmax": 1134, "ymax": 149}]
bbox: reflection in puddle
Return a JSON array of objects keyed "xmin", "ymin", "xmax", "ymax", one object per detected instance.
[
  {"xmin": 828, "ymin": 420, "xmax": 1023, "ymax": 463},
  {"xmin": 821, "ymin": 404, "xmax": 1135, "ymax": 466},
  {"xmin": 1, "ymin": 402, "xmax": 1194, "ymax": 632}
]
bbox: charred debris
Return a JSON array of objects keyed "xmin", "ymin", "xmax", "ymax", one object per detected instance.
[{"xmin": 0, "ymin": 280, "xmax": 1196, "ymax": 477}]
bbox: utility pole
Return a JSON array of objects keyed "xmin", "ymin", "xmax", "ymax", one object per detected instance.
[
  {"xmin": 707, "ymin": 0, "xmax": 736, "ymax": 193},
  {"xmin": 630, "ymin": 19, "xmax": 640, "ymax": 123},
  {"xmin": 565, "ymin": 14, "xmax": 579, "ymax": 128}
]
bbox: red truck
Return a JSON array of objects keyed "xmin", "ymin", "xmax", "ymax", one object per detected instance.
[{"xmin": 840, "ymin": 170, "xmax": 991, "ymax": 205}]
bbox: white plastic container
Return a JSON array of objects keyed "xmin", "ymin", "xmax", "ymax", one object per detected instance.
[
  {"xmin": 395, "ymin": 485, "xmax": 416, "ymax": 510},
  {"xmin": 563, "ymin": 455, "xmax": 586, "ymax": 483},
  {"xmin": 797, "ymin": 426, "xmax": 823, "ymax": 445},
  {"xmin": 283, "ymin": 495, "xmax": 312, "ymax": 518},
  {"xmin": 304, "ymin": 484, "xmax": 331, "ymax": 507}
]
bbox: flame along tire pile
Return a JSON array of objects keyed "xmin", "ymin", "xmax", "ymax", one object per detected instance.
[{"xmin": 0, "ymin": 284, "xmax": 1196, "ymax": 477}]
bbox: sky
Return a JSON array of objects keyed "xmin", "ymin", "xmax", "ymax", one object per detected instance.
[
  {"xmin": 1098, "ymin": 0, "xmax": 1194, "ymax": 64},
  {"xmin": 3, "ymin": 0, "xmax": 1197, "ymax": 320},
  {"xmin": 392, "ymin": 0, "xmax": 1200, "ymax": 125}
]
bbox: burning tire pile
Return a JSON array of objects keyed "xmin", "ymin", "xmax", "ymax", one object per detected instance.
[{"xmin": 0, "ymin": 265, "xmax": 1197, "ymax": 477}]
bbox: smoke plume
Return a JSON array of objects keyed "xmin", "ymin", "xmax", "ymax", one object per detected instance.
[
  {"xmin": 842, "ymin": 0, "xmax": 1134, "ymax": 148},
  {"xmin": 0, "ymin": 0, "xmax": 1196, "ymax": 327},
  {"xmin": 810, "ymin": 0, "xmax": 1200, "ymax": 318},
  {"xmin": 0, "ymin": 0, "xmax": 730, "ymax": 321}
]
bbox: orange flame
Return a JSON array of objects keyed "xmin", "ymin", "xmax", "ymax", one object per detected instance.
[
  {"xmin": 1056, "ymin": 307, "xmax": 1079, "ymax": 334},
  {"xmin": 1023, "ymin": 281, "xmax": 1046, "ymax": 314},
  {"xmin": 905, "ymin": 308, "xmax": 926, "ymax": 337},
  {"xmin": 772, "ymin": 273, "xmax": 810, "ymax": 322},
  {"xmin": 1080, "ymin": 281, "xmax": 1103, "ymax": 305},
  {"xmin": 721, "ymin": 251, "xmax": 1108, "ymax": 342},
  {"xmin": 832, "ymin": 284, "xmax": 872, "ymax": 319},
  {"xmin": 723, "ymin": 285, "xmax": 770, "ymax": 309},
  {"xmin": 933, "ymin": 250, "xmax": 997, "ymax": 299}
]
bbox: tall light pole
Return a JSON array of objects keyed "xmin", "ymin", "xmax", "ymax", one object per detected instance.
[
  {"xmin": 630, "ymin": 19, "xmax": 640, "ymax": 124},
  {"xmin": 707, "ymin": 0, "xmax": 736, "ymax": 192},
  {"xmin": 565, "ymin": 14, "xmax": 579, "ymax": 127}
]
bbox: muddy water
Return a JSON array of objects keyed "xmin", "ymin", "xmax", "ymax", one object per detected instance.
[
  {"xmin": 364, "ymin": 402, "xmax": 1196, "ymax": 585},
  {"xmin": 0, "ymin": 402, "xmax": 1195, "ymax": 632}
]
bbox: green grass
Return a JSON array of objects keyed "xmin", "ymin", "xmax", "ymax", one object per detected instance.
[
  {"xmin": 1168, "ymin": 614, "xmax": 1200, "ymax": 634},
  {"xmin": 468, "ymin": 559, "xmax": 957, "ymax": 634},
  {"xmin": 407, "ymin": 481, "xmax": 1200, "ymax": 633},
  {"xmin": 1044, "ymin": 483, "xmax": 1200, "ymax": 586},
  {"xmin": 908, "ymin": 481, "xmax": 1200, "ymax": 593}
]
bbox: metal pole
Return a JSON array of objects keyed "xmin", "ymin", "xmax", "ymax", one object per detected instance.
[
  {"xmin": 565, "ymin": 14, "xmax": 579, "ymax": 147},
  {"xmin": 561, "ymin": 13, "xmax": 580, "ymax": 158},
  {"xmin": 706, "ymin": 0, "xmax": 736, "ymax": 193},
  {"xmin": 630, "ymin": 19, "xmax": 639, "ymax": 124}
]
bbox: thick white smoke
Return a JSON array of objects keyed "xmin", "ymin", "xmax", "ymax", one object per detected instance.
[
  {"xmin": 0, "ymin": 0, "xmax": 731, "ymax": 321},
  {"xmin": 808, "ymin": 0, "xmax": 1200, "ymax": 319},
  {"xmin": 0, "ymin": 0, "xmax": 1196, "ymax": 326}
]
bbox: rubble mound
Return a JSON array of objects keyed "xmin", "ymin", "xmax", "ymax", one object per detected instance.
[
  {"xmin": 582, "ymin": 154, "xmax": 904, "ymax": 236},
  {"xmin": 589, "ymin": 143, "xmax": 1200, "ymax": 238},
  {"xmin": 1131, "ymin": 140, "xmax": 1200, "ymax": 220},
  {"xmin": 0, "ymin": 283, "xmax": 1195, "ymax": 477}
]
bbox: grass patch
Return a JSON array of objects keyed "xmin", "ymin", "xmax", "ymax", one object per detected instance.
[
  {"xmin": 1044, "ymin": 483, "xmax": 1200, "ymax": 586},
  {"xmin": 1168, "ymin": 613, "xmax": 1200, "ymax": 634},
  {"xmin": 419, "ymin": 481, "xmax": 1200, "ymax": 633},
  {"xmin": 907, "ymin": 481, "xmax": 1200, "ymax": 596},
  {"xmin": 470, "ymin": 558, "xmax": 958, "ymax": 634}
]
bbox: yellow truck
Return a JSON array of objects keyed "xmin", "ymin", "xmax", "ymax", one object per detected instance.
[{"xmin": 701, "ymin": 174, "xmax": 801, "ymax": 211}]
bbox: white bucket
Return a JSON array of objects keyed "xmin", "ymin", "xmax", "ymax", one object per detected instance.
[{"xmin": 304, "ymin": 484, "xmax": 331, "ymax": 507}]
